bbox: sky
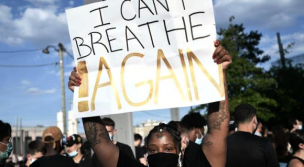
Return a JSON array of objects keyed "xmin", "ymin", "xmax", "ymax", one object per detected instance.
[{"xmin": 0, "ymin": 0, "xmax": 303, "ymax": 132}]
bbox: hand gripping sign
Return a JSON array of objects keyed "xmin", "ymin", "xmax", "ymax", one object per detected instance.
[{"xmin": 66, "ymin": 0, "xmax": 224, "ymax": 118}]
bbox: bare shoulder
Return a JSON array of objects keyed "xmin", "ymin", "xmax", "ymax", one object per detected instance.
[{"xmin": 289, "ymin": 158, "xmax": 304, "ymax": 167}]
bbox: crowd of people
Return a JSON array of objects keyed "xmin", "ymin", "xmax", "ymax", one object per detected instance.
[{"xmin": 0, "ymin": 41, "xmax": 303, "ymax": 167}]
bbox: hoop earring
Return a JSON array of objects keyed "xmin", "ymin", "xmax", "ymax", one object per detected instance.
[
  {"xmin": 144, "ymin": 153, "xmax": 149, "ymax": 167},
  {"xmin": 178, "ymin": 152, "xmax": 182, "ymax": 167}
]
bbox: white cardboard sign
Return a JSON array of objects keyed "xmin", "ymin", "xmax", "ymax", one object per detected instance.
[{"xmin": 66, "ymin": 0, "xmax": 224, "ymax": 118}]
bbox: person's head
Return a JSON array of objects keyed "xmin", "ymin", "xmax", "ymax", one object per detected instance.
[
  {"xmin": 80, "ymin": 141, "xmax": 92, "ymax": 157},
  {"xmin": 0, "ymin": 120, "xmax": 12, "ymax": 163},
  {"xmin": 167, "ymin": 121, "xmax": 189, "ymax": 158},
  {"xmin": 27, "ymin": 140, "xmax": 45, "ymax": 165},
  {"xmin": 272, "ymin": 126, "xmax": 288, "ymax": 158},
  {"xmin": 42, "ymin": 126, "xmax": 63, "ymax": 154},
  {"xmin": 287, "ymin": 117, "xmax": 300, "ymax": 132},
  {"xmin": 101, "ymin": 117, "xmax": 116, "ymax": 141},
  {"xmin": 234, "ymin": 104, "xmax": 258, "ymax": 133},
  {"xmin": 134, "ymin": 134, "xmax": 143, "ymax": 147},
  {"xmin": 289, "ymin": 132, "xmax": 304, "ymax": 154},
  {"xmin": 65, "ymin": 134, "xmax": 83, "ymax": 158},
  {"xmin": 145, "ymin": 123, "xmax": 181, "ymax": 167},
  {"xmin": 180, "ymin": 112, "xmax": 206, "ymax": 143}
]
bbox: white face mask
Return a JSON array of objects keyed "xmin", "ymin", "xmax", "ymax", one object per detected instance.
[
  {"xmin": 109, "ymin": 134, "xmax": 114, "ymax": 141},
  {"xmin": 298, "ymin": 125, "xmax": 302, "ymax": 130},
  {"xmin": 30, "ymin": 158, "xmax": 37, "ymax": 164}
]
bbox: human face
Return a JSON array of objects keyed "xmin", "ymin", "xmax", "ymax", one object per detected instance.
[
  {"xmin": 187, "ymin": 128, "xmax": 202, "ymax": 142},
  {"xmin": 65, "ymin": 144, "xmax": 78, "ymax": 154},
  {"xmin": 28, "ymin": 152, "xmax": 43, "ymax": 164},
  {"xmin": 147, "ymin": 131, "xmax": 178, "ymax": 155},
  {"xmin": 105, "ymin": 126, "xmax": 116, "ymax": 141},
  {"xmin": 187, "ymin": 128, "xmax": 196, "ymax": 142},
  {"xmin": 0, "ymin": 136, "xmax": 11, "ymax": 152},
  {"xmin": 105, "ymin": 126, "xmax": 116, "ymax": 135}
]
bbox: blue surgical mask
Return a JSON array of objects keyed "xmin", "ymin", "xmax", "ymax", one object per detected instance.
[
  {"xmin": 68, "ymin": 150, "xmax": 78, "ymax": 158},
  {"xmin": 0, "ymin": 142, "xmax": 13, "ymax": 162},
  {"xmin": 109, "ymin": 134, "xmax": 114, "ymax": 141},
  {"xmin": 195, "ymin": 130, "xmax": 203, "ymax": 145},
  {"xmin": 195, "ymin": 136, "xmax": 203, "ymax": 145}
]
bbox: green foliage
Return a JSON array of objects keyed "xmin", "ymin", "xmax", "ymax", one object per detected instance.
[
  {"xmin": 217, "ymin": 17, "xmax": 278, "ymax": 121},
  {"xmin": 189, "ymin": 16, "xmax": 277, "ymax": 121},
  {"xmin": 266, "ymin": 62, "xmax": 304, "ymax": 124}
]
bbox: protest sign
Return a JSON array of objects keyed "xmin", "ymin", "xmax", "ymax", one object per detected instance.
[{"xmin": 66, "ymin": 0, "xmax": 224, "ymax": 118}]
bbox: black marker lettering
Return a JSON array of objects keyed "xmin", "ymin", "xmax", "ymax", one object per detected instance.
[
  {"xmin": 163, "ymin": 17, "xmax": 188, "ymax": 45},
  {"xmin": 105, "ymin": 27, "xmax": 123, "ymax": 52},
  {"xmin": 90, "ymin": 6, "xmax": 110, "ymax": 28},
  {"xmin": 138, "ymin": 21, "xmax": 159, "ymax": 48},
  {"xmin": 125, "ymin": 26, "xmax": 144, "ymax": 51},
  {"xmin": 73, "ymin": 37, "xmax": 92, "ymax": 60},
  {"xmin": 189, "ymin": 12, "xmax": 210, "ymax": 40},
  {"xmin": 121, "ymin": 0, "xmax": 136, "ymax": 21},
  {"xmin": 151, "ymin": 0, "xmax": 169, "ymax": 15},
  {"xmin": 138, "ymin": 0, "xmax": 154, "ymax": 18},
  {"xmin": 88, "ymin": 32, "xmax": 109, "ymax": 54}
]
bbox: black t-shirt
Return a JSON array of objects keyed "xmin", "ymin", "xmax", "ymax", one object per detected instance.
[
  {"xmin": 226, "ymin": 131, "xmax": 280, "ymax": 167},
  {"xmin": 116, "ymin": 142, "xmax": 135, "ymax": 159},
  {"xmin": 135, "ymin": 146, "xmax": 145, "ymax": 161},
  {"xmin": 92, "ymin": 142, "xmax": 135, "ymax": 167},
  {"xmin": 183, "ymin": 141, "xmax": 211, "ymax": 167},
  {"xmin": 287, "ymin": 156, "xmax": 304, "ymax": 167},
  {"xmin": 77, "ymin": 155, "xmax": 93, "ymax": 167},
  {"xmin": 117, "ymin": 149, "xmax": 145, "ymax": 167},
  {"xmin": 29, "ymin": 154, "xmax": 75, "ymax": 167}
]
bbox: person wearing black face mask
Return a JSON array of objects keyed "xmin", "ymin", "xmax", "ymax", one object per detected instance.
[
  {"xmin": 226, "ymin": 104, "xmax": 280, "ymax": 167},
  {"xmin": 0, "ymin": 120, "xmax": 12, "ymax": 167},
  {"xmin": 68, "ymin": 40, "xmax": 232, "ymax": 167}
]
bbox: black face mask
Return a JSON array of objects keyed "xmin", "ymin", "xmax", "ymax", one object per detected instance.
[{"xmin": 147, "ymin": 153, "xmax": 178, "ymax": 167}]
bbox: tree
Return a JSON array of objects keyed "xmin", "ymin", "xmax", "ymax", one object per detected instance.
[
  {"xmin": 190, "ymin": 17, "xmax": 277, "ymax": 121},
  {"xmin": 266, "ymin": 61, "xmax": 304, "ymax": 125}
]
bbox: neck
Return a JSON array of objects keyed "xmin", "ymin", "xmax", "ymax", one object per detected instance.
[
  {"xmin": 25, "ymin": 161, "xmax": 30, "ymax": 167},
  {"xmin": 45, "ymin": 144, "xmax": 57, "ymax": 156},
  {"xmin": 73, "ymin": 153, "xmax": 83, "ymax": 163},
  {"xmin": 294, "ymin": 150, "xmax": 304, "ymax": 160},
  {"xmin": 237, "ymin": 124, "xmax": 253, "ymax": 133}
]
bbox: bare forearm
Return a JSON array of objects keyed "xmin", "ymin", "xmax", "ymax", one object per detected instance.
[
  {"xmin": 82, "ymin": 117, "xmax": 119, "ymax": 167},
  {"xmin": 203, "ymin": 72, "xmax": 229, "ymax": 167},
  {"xmin": 207, "ymin": 72, "xmax": 229, "ymax": 135}
]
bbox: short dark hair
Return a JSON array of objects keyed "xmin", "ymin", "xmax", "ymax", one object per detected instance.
[
  {"xmin": 28, "ymin": 140, "xmax": 45, "ymax": 155},
  {"xmin": 134, "ymin": 134, "xmax": 142, "ymax": 141},
  {"xmin": 234, "ymin": 104, "xmax": 256, "ymax": 125},
  {"xmin": 167, "ymin": 121, "xmax": 188, "ymax": 135},
  {"xmin": 289, "ymin": 132, "xmax": 304, "ymax": 153},
  {"xmin": 287, "ymin": 117, "xmax": 298, "ymax": 131},
  {"xmin": 0, "ymin": 120, "xmax": 11, "ymax": 141},
  {"xmin": 180, "ymin": 112, "xmax": 206, "ymax": 130},
  {"xmin": 146, "ymin": 123, "xmax": 181, "ymax": 152},
  {"xmin": 101, "ymin": 117, "xmax": 115, "ymax": 127}
]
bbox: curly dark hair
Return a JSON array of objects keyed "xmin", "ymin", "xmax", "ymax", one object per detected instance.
[{"xmin": 146, "ymin": 123, "xmax": 181, "ymax": 152}]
